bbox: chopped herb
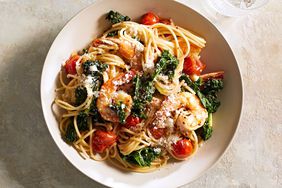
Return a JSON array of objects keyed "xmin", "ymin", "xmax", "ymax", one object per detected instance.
[
  {"xmin": 110, "ymin": 101, "xmax": 126, "ymax": 124},
  {"xmin": 123, "ymin": 147, "xmax": 161, "ymax": 167},
  {"xmin": 106, "ymin": 10, "xmax": 131, "ymax": 24}
]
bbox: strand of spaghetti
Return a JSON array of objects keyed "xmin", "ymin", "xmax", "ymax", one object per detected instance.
[
  {"xmin": 150, "ymin": 28, "xmax": 162, "ymax": 57},
  {"xmin": 91, "ymin": 149, "xmax": 109, "ymax": 161},
  {"xmin": 151, "ymin": 23, "xmax": 182, "ymax": 58},
  {"xmin": 58, "ymin": 71, "xmax": 80, "ymax": 89},
  {"xmin": 89, "ymin": 119, "xmax": 95, "ymax": 159},
  {"xmin": 119, "ymin": 139, "xmax": 142, "ymax": 155},
  {"xmin": 169, "ymin": 27, "xmax": 190, "ymax": 58},
  {"xmin": 157, "ymin": 25, "xmax": 205, "ymax": 49},
  {"xmin": 54, "ymin": 96, "xmax": 92, "ymax": 111},
  {"xmin": 143, "ymin": 38, "xmax": 153, "ymax": 71},
  {"xmin": 73, "ymin": 116, "xmax": 84, "ymax": 143},
  {"xmin": 73, "ymin": 144, "xmax": 87, "ymax": 159},
  {"xmin": 62, "ymin": 112, "xmax": 79, "ymax": 118},
  {"xmin": 75, "ymin": 129, "xmax": 95, "ymax": 145},
  {"xmin": 118, "ymin": 133, "xmax": 129, "ymax": 140},
  {"xmin": 131, "ymin": 137, "xmax": 151, "ymax": 146},
  {"xmin": 178, "ymin": 27, "xmax": 206, "ymax": 48},
  {"xmin": 109, "ymin": 144, "xmax": 117, "ymax": 158},
  {"xmin": 79, "ymin": 144, "xmax": 90, "ymax": 158},
  {"xmin": 96, "ymin": 54, "xmax": 128, "ymax": 69},
  {"xmin": 156, "ymin": 26, "xmax": 205, "ymax": 48},
  {"xmin": 59, "ymin": 117, "xmax": 70, "ymax": 134}
]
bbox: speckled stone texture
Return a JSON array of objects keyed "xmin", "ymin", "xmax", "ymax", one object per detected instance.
[{"xmin": 0, "ymin": 0, "xmax": 281, "ymax": 188}]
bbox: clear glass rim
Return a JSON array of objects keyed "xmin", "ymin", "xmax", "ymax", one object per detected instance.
[{"xmin": 225, "ymin": 0, "xmax": 270, "ymax": 11}]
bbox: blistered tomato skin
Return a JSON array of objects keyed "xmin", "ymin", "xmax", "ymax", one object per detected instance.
[
  {"xmin": 172, "ymin": 139, "xmax": 193, "ymax": 159},
  {"xmin": 141, "ymin": 12, "xmax": 160, "ymax": 25},
  {"xmin": 150, "ymin": 126, "xmax": 166, "ymax": 139},
  {"xmin": 124, "ymin": 115, "xmax": 141, "ymax": 128},
  {"xmin": 65, "ymin": 55, "xmax": 80, "ymax": 75},
  {"xmin": 92, "ymin": 130, "xmax": 117, "ymax": 153},
  {"xmin": 183, "ymin": 56, "xmax": 206, "ymax": 75}
]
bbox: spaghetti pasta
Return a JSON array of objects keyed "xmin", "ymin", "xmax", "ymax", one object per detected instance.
[{"xmin": 54, "ymin": 11, "xmax": 224, "ymax": 172}]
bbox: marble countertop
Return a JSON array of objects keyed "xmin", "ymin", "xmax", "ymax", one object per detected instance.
[{"xmin": 0, "ymin": 0, "xmax": 281, "ymax": 187}]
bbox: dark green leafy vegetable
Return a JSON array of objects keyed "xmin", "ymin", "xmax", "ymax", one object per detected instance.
[
  {"xmin": 197, "ymin": 113, "xmax": 213, "ymax": 141},
  {"xmin": 107, "ymin": 30, "xmax": 119, "ymax": 37},
  {"xmin": 64, "ymin": 122, "xmax": 77, "ymax": 143},
  {"xmin": 153, "ymin": 50, "xmax": 179, "ymax": 80},
  {"xmin": 81, "ymin": 48, "xmax": 88, "ymax": 55},
  {"xmin": 76, "ymin": 112, "xmax": 89, "ymax": 131},
  {"xmin": 202, "ymin": 79, "xmax": 224, "ymax": 94},
  {"xmin": 84, "ymin": 98, "xmax": 103, "ymax": 122},
  {"xmin": 180, "ymin": 74, "xmax": 223, "ymax": 113},
  {"xmin": 123, "ymin": 147, "xmax": 161, "ymax": 167},
  {"xmin": 83, "ymin": 60, "xmax": 108, "ymax": 76},
  {"xmin": 64, "ymin": 112, "xmax": 89, "ymax": 143},
  {"xmin": 132, "ymin": 51, "xmax": 178, "ymax": 118},
  {"xmin": 75, "ymin": 86, "xmax": 87, "ymax": 106},
  {"xmin": 199, "ymin": 78, "xmax": 223, "ymax": 113},
  {"xmin": 179, "ymin": 74, "xmax": 202, "ymax": 92},
  {"xmin": 110, "ymin": 101, "xmax": 126, "ymax": 124},
  {"xmin": 106, "ymin": 10, "xmax": 131, "ymax": 24},
  {"xmin": 132, "ymin": 75, "xmax": 155, "ymax": 118},
  {"xmin": 198, "ymin": 91, "xmax": 221, "ymax": 113},
  {"xmin": 82, "ymin": 60, "xmax": 108, "ymax": 92}
]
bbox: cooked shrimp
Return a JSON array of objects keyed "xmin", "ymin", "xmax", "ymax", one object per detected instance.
[
  {"xmin": 152, "ymin": 92, "xmax": 208, "ymax": 134},
  {"xmin": 97, "ymin": 70, "xmax": 136, "ymax": 122},
  {"xmin": 93, "ymin": 37, "xmax": 144, "ymax": 71}
]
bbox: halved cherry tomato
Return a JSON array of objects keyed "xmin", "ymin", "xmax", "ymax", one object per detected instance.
[
  {"xmin": 150, "ymin": 126, "xmax": 165, "ymax": 139},
  {"xmin": 141, "ymin": 12, "xmax": 160, "ymax": 25},
  {"xmin": 183, "ymin": 56, "xmax": 206, "ymax": 75},
  {"xmin": 172, "ymin": 139, "xmax": 193, "ymax": 159},
  {"xmin": 92, "ymin": 130, "xmax": 117, "ymax": 153},
  {"xmin": 65, "ymin": 55, "xmax": 80, "ymax": 75},
  {"xmin": 124, "ymin": 115, "xmax": 141, "ymax": 128}
]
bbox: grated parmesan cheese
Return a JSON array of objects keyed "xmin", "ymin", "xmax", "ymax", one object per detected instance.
[
  {"xmin": 89, "ymin": 64, "xmax": 98, "ymax": 72},
  {"xmin": 83, "ymin": 75, "xmax": 100, "ymax": 97}
]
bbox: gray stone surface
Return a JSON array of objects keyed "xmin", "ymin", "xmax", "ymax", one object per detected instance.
[{"xmin": 0, "ymin": 0, "xmax": 281, "ymax": 188}]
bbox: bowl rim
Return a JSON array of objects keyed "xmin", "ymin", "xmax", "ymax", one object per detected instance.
[{"xmin": 40, "ymin": 0, "xmax": 244, "ymax": 187}]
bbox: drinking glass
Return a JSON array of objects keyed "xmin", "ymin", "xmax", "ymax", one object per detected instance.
[{"xmin": 205, "ymin": 0, "xmax": 269, "ymax": 17}]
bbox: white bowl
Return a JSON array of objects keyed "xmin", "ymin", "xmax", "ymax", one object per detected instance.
[{"xmin": 40, "ymin": 0, "xmax": 243, "ymax": 187}]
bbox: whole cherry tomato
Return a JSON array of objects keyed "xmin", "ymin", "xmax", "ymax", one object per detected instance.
[
  {"xmin": 141, "ymin": 12, "xmax": 160, "ymax": 25},
  {"xmin": 172, "ymin": 139, "xmax": 193, "ymax": 159}
]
